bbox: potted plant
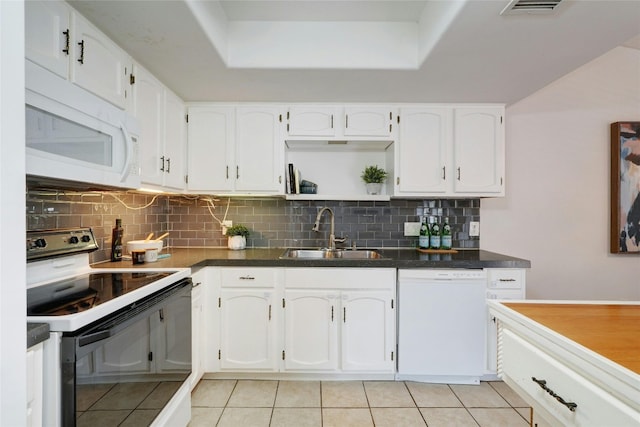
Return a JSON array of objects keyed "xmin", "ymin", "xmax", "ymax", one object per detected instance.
[
  {"xmin": 361, "ymin": 165, "xmax": 387, "ymax": 195},
  {"xmin": 226, "ymin": 224, "xmax": 249, "ymax": 250}
]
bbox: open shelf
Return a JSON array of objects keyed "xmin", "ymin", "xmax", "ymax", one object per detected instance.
[{"xmin": 285, "ymin": 140, "xmax": 395, "ymax": 201}]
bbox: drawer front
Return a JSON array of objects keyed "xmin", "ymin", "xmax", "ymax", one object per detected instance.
[
  {"xmin": 284, "ymin": 267, "xmax": 395, "ymax": 289},
  {"xmin": 487, "ymin": 269, "xmax": 524, "ymax": 290},
  {"xmin": 501, "ymin": 328, "xmax": 639, "ymax": 426},
  {"xmin": 221, "ymin": 267, "xmax": 278, "ymax": 287},
  {"xmin": 486, "ymin": 289, "xmax": 524, "ymax": 300}
]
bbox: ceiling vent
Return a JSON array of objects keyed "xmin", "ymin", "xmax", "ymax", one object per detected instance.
[{"xmin": 500, "ymin": 0, "xmax": 563, "ymax": 15}]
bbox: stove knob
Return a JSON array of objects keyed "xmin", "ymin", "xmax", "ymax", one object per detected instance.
[
  {"xmin": 81, "ymin": 235, "xmax": 91, "ymax": 243},
  {"xmin": 69, "ymin": 236, "xmax": 79, "ymax": 244},
  {"xmin": 34, "ymin": 238, "xmax": 47, "ymax": 248}
]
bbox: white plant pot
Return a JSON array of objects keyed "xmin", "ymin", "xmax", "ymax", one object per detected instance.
[
  {"xmin": 365, "ymin": 183, "xmax": 383, "ymax": 195},
  {"xmin": 228, "ymin": 235, "xmax": 246, "ymax": 250}
]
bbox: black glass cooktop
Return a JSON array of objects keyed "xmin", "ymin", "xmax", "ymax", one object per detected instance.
[{"xmin": 27, "ymin": 272, "xmax": 172, "ymax": 316}]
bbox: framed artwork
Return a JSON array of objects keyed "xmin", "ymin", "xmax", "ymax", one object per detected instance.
[{"xmin": 611, "ymin": 122, "xmax": 640, "ymax": 253}]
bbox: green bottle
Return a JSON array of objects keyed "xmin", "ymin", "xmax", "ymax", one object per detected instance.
[
  {"xmin": 441, "ymin": 217, "xmax": 452, "ymax": 250},
  {"xmin": 429, "ymin": 216, "xmax": 441, "ymax": 249},
  {"xmin": 419, "ymin": 216, "xmax": 430, "ymax": 249}
]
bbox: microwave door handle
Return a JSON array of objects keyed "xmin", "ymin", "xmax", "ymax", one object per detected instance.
[{"xmin": 119, "ymin": 122, "xmax": 134, "ymax": 182}]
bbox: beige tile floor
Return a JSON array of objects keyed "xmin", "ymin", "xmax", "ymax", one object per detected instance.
[{"xmin": 189, "ymin": 380, "xmax": 531, "ymax": 427}]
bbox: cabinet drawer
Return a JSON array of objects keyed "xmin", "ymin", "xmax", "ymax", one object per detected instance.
[
  {"xmin": 221, "ymin": 268, "xmax": 278, "ymax": 287},
  {"xmin": 501, "ymin": 328, "xmax": 639, "ymax": 426},
  {"xmin": 487, "ymin": 269, "xmax": 524, "ymax": 290},
  {"xmin": 284, "ymin": 268, "xmax": 395, "ymax": 289},
  {"xmin": 486, "ymin": 289, "xmax": 524, "ymax": 301}
]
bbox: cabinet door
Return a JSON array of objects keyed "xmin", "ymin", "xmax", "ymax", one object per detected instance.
[
  {"xmin": 287, "ymin": 106, "xmax": 338, "ymax": 137},
  {"xmin": 71, "ymin": 12, "xmax": 128, "ymax": 109},
  {"xmin": 396, "ymin": 107, "xmax": 450, "ymax": 195},
  {"xmin": 94, "ymin": 316, "xmax": 152, "ymax": 375},
  {"xmin": 187, "ymin": 106, "xmax": 234, "ymax": 192},
  {"xmin": 25, "ymin": 0, "xmax": 70, "ymax": 79},
  {"xmin": 235, "ymin": 106, "xmax": 284, "ymax": 193},
  {"xmin": 133, "ymin": 64, "xmax": 164, "ymax": 186},
  {"xmin": 155, "ymin": 291, "xmax": 192, "ymax": 373},
  {"xmin": 283, "ymin": 290, "xmax": 338, "ymax": 371},
  {"xmin": 344, "ymin": 106, "xmax": 393, "ymax": 138},
  {"xmin": 190, "ymin": 277, "xmax": 205, "ymax": 389},
  {"xmin": 219, "ymin": 289, "xmax": 277, "ymax": 371},
  {"xmin": 26, "ymin": 343, "xmax": 44, "ymax": 427},
  {"xmin": 162, "ymin": 90, "xmax": 186, "ymax": 190},
  {"xmin": 453, "ymin": 107, "xmax": 504, "ymax": 194},
  {"xmin": 341, "ymin": 291, "xmax": 395, "ymax": 372}
]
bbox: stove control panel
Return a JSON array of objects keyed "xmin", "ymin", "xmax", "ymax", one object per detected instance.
[{"xmin": 27, "ymin": 228, "xmax": 99, "ymax": 261}]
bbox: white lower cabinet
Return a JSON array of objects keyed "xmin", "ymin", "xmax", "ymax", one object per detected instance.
[
  {"xmin": 501, "ymin": 328, "xmax": 639, "ymax": 426},
  {"xmin": 219, "ymin": 289, "xmax": 279, "ymax": 371},
  {"xmin": 205, "ymin": 266, "xmax": 396, "ymax": 376},
  {"xmin": 283, "ymin": 268, "xmax": 396, "ymax": 374},
  {"xmin": 215, "ymin": 267, "xmax": 281, "ymax": 372},
  {"xmin": 485, "ymin": 268, "xmax": 526, "ymax": 377},
  {"xmin": 341, "ymin": 291, "xmax": 395, "ymax": 372},
  {"xmin": 27, "ymin": 342, "xmax": 45, "ymax": 427},
  {"xmin": 283, "ymin": 290, "xmax": 339, "ymax": 371},
  {"xmin": 190, "ymin": 270, "xmax": 205, "ymax": 389}
]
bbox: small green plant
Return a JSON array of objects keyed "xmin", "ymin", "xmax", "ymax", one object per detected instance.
[
  {"xmin": 226, "ymin": 224, "xmax": 250, "ymax": 237},
  {"xmin": 361, "ymin": 165, "xmax": 388, "ymax": 183}
]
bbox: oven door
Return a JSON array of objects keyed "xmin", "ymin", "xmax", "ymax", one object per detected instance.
[{"xmin": 61, "ymin": 279, "xmax": 191, "ymax": 426}]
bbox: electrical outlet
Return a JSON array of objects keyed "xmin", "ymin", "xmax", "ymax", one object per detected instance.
[
  {"xmin": 469, "ymin": 221, "xmax": 480, "ymax": 237},
  {"xmin": 404, "ymin": 222, "xmax": 421, "ymax": 237},
  {"xmin": 222, "ymin": 220, "xmax": 232, "ymax": 235}
]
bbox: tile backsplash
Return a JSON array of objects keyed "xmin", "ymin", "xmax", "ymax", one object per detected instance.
[{"xmin": 26, "ymin": 190, "xmax": 480, "ymax": 263}]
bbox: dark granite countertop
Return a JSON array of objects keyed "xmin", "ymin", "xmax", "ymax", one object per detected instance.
[
  {"xmin": 95, "ymin": 247, "xmax": 531, "ymax": 270},
  {"xmin": 27, "ymin": 322, "xmax": 50, "ymax": 349}
]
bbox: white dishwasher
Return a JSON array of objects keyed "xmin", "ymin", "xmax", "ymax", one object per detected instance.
[{"xmin": 396, "ymin": 269, "xmax": 487, "ymax": 384}]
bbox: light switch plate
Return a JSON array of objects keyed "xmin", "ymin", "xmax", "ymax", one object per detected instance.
[
  {"xmin": 469, "ymin": 221, "xmax": 480, "ymax": 237},
  {"xmin": 404, "ymin": 222, "xmax": 421, "ymax": 237}
]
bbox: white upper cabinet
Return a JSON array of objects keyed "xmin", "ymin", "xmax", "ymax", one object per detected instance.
[
  {"xmin": 286, "ymin": 106, "xmax": 338, "ymax": 137},
  {"xmin": 395, "ymin": 105, "xmax": 504, "ymax": 197},
  {"xmin": 133, "ymin": 64, "xmax": 164, "ymax": 186},
  {"xmin": 26, "ymin": 0, "xmax": 131, "ymax": 109},
  {"xmin": 187, "ymin": 105, "xmax": 284, "ymax": 194},
  {"xmin": 25, "ymin": 0, "xmax": 71, "ymax": 79},
  {"xmin": 396, "ymin": 107, "xmax": 450, "ymax": 195},
  {"xmin": 187, "ymin": 106, "xmax": 234, "ymax": 192},
  {"xmin": 343, "ymin": 106, "xmax": 394, "ymax": 138},
  {"xmin": 162, "ymin": 90, "xmax": 187, "ymax": 190},
  {"xmin": 133, "ymin": 64, "xmax": 186, "ymax": 191},
  {"xmin": 235, "ymin": 106, "xmax": 285, "ymax": 193},
  {"xmin": 453, "ymin": 107, "xmax": 505, "ymax": 195},
  {"xmin": 71, "ymin": 12, "xmax": 130, "ymax": 109},
  {"xmin": 285, "ymin": 104, "xmax": 395, "ymax": 140}
]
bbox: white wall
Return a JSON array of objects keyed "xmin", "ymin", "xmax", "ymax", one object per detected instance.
[
  {"xmin": 482, "ymin": 46, "xmax": 640, "ymax": 301},
  {"xmin": 1, "ymin": 0, "xmax": 27, "ymax": 424}
]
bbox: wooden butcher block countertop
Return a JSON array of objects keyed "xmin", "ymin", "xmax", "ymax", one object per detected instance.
[{"xmin": 504, "ymin": 302, "xmax": 640, "ymax": 375}]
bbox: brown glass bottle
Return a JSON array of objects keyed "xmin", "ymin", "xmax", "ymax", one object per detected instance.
[{"xmin": 111, "ymin": 219, "xmax": 123, "ymax": 261}]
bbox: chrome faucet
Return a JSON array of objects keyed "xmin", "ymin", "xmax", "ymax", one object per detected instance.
[{"xmin": 312, "ymin": 207, "xmax": 346, "ymax": 250}]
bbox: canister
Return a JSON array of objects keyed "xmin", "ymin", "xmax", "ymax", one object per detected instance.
[
  {"xmin": 132, "ymin": 250, "xmax": 146, "ymax": 264},
  {"xmin": 145, "ymin": 248, "xmax": 158, "ymax": 262}
]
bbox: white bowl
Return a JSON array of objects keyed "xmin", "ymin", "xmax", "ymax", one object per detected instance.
[{"xmin": 126, "ymin": 240, "xmax": 164, "ymax": 254}]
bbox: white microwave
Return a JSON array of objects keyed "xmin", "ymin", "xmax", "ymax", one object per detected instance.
[{"xmin": 25, "ymin": 60, "xmax": 140, "ymax": 190}]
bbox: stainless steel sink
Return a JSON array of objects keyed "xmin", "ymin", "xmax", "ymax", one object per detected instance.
[{"xmin": 280, "ymin": 248, "xmax": 386, "ymax": 260}]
